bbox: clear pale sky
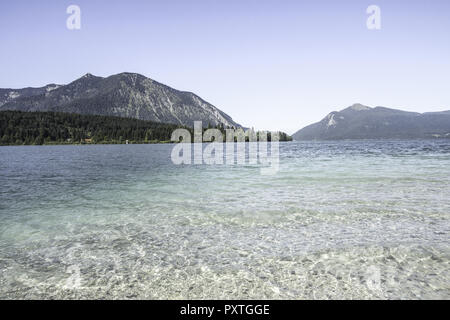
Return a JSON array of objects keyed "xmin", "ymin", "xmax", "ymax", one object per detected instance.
[{"xmin": 1, "ymin": 0, "xmax": 449, "ymax": 133}]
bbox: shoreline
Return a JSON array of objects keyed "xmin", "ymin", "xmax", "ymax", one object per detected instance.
[{"xmin": 2, "ymin": 138, "xmax": 450, "ymax": 147}]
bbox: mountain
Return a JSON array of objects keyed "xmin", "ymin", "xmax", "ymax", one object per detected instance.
[
  {"xmin": 0, "ymin": 73, "xmax": 240, "ymax": 128},
  {"xmin": 0, "ymin": 84, "xmax": 61, "ymax": 106},
  {"xmin": 293, "ymin": 103, "xmax": 450, "ymax": 140}
]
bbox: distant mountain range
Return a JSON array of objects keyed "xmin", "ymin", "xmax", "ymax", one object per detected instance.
[
  {"xmin": 293, "ymin": 104, "xmax": 450, "ymax": 140},
  {"xmin": 3, "ymin": 77, "xmax": 449, "ymax": 140},
  {"xmin": 0, "ymin": 72, "xmax": 240, "ymax": 128}
]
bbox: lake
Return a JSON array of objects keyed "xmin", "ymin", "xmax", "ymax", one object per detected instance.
[{"xmin": 0, "ymin": 140, "xmax": 449, "ymax": 299}]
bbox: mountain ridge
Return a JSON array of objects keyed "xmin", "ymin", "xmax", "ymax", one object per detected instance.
[
  {"xmin": 293, "ymin": 103, "xmax": 450, "ymax": 140},
  {"xmin": 0, "ymin": 72, "xmax": 241, "ymax": 128}
]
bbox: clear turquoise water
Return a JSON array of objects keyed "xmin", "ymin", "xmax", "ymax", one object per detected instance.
[{"xmin": 0, "ymin": 141, "xmax": 449, "ymax": 299}]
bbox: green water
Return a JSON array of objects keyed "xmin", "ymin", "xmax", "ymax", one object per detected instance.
[{"xmin": 0, "ymin": 141, "xmax": 449, "ymax": 299}]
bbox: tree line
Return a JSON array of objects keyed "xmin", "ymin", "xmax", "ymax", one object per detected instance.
[{"xmin": 0, "ymin": 111, "xmax": 292, "ymax": 146}]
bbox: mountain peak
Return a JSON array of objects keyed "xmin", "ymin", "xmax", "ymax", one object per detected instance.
[
  {"xmin": 78, "ymin": 73, "xmax": 104, "ymax": 81},
  {"xmin": 347, "ymin": 103, "xmax": 371, "ymax": 111},
  {"xmin": 113, "ymin": 72, "xmax": 149, "ymax": 82},
  {"xmin": 116, "ymin": 72, "xmax": 144, "ymax": 77}
]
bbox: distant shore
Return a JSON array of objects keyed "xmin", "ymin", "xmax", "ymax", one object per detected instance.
[
  {"xmin": 0, "ymin": 111, "xmax": 292, "ymax": 146},
  {"xmin": 0, "ymin": 140, "xmax": 173, "ymax": 147}
]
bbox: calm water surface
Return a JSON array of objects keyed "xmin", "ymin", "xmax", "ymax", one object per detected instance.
[{"xmin": 0, "ymin": 140, "xmax": 449, "ymax": 299}]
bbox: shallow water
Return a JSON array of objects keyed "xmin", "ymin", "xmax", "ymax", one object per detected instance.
[{"xmin": 0, "ymin": 140, "xmax": 449, "ymax": 299}]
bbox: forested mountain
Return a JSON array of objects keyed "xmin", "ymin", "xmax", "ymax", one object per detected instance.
[
  {"xmin": 293, "ymin": 104, "xmax": 450, "ymax": 140},
  {"xmin": 0, "ymin": 72, "xmax": 240, "ymax": 128},
  {"xmin": 0, "ymin": 111, "xmax": 291, "ymax": 145}
]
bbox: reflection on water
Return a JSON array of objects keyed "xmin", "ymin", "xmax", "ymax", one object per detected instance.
[{"xmin": 0, "ymin": 140, "xmax": 449, "ymax": 299}]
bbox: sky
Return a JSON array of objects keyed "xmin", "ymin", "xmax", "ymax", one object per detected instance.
[{"xmin": 0, "ymin": 0, "xmax": 449, "ymax": 134}]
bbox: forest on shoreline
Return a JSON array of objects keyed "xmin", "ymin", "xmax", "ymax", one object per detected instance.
[{"xmin": 0, "ymin": 111, "xmax": 292, "ymax": 146}]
